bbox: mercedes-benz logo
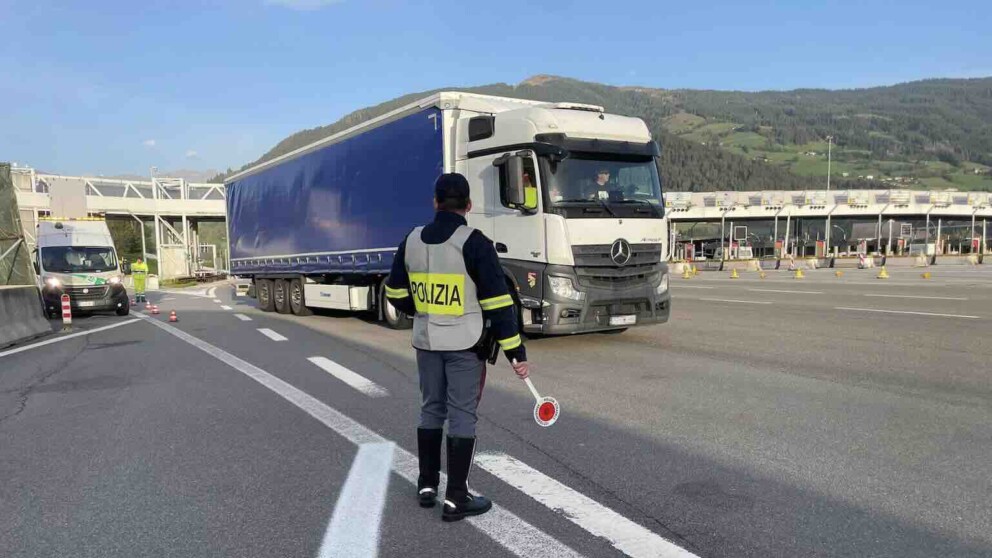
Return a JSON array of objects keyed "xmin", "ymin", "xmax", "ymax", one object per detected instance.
[{"xmin": 610, "ymin": 239, "xmax": 632, "ymax": 266}]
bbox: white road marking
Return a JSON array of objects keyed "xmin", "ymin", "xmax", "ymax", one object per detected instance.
[
  {"xmin": 134, "ymin": 314, "xmax": 582, "ymax": 558},
  {"xmin": 161, "ymin": 297, "xmax": 176, "ymax": 301},
  {"xmin": 748, "ymin": 288, "xmax": 823, "ymax": 295},
  {"xmin": 220, "ymin": 305, "xmax": 233, "ymax": 310},
  {"xmin": 698, "ymin": 298, "xmax": 773, "ymax": 305},
  {"xmin": 308, "ymin": 356, "xmax": 390, "ymax": 398},
  {"xmin": 234, "ymin": 314, "xmax": 252, "ymax": 321},
  {"xmin": 213, "ymin": 299, "xmax": 222, "ymax": 303},
  {"xmin": 207, "ymin": 287, "xmax": 216, "ymax": 298},
  {"xmin": 476, "ymin": 452, "xmax": 698, "ymax": 558},
  {"xmin": 834, "ymin": 307, "xmax": 981, "ymax": 319},
  {"xmin": 0, "ymin": 319, "xmax": 140, "ymax": 359},
  {"xmin": 673, "ymin": 285, "xmax": 714, "ymax": 289},
  {"xmin": 317, "ymin": 442, "xmax": 394, "ymax": 558},
  {"xmin": 257, "ymin": 328, "xmax": 287, "ymax": 341},
  {"xmin": 863, "ymin": 294, "xmax": 968, "ymax": 301}
]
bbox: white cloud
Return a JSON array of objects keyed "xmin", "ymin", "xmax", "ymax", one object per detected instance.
[
  {"xmin": 142, "ymin": 139, "xmax": 156, "ymax": 148},
  {"xmin": 265, "ymin": 0, "xmax": 344, "ymax": 10},
  {"xmin": 185, "ymin": 149, "xmax": 199, "ymax": 159}
]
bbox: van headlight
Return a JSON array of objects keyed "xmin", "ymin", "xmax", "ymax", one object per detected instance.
[
  {"xmin": 45, "ymin": 277, "xmax": 61, "ymax": 288},
  {"xmin": 108, "ymin": 276, "xmax": 121, "ymax": 284},
  {"xmin": 656, "ymin": 272, "xmax": 669, "ymax": 295},
  {"xmin": 548, "ymin": 276, "xmax": 585, "ymax": 302}
]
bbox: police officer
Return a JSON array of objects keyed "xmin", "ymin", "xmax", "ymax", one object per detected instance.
[{"xmin": 386, "ymin": 173, "xmax": 530, "ymax": 522}]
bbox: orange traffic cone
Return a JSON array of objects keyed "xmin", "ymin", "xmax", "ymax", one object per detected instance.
[
  {"xmin": 835, "ymin": 270, "xmax": 843, "ymax": 278},
  {"xmin": 168, "ymin": 310, "xmax": 178, "ymax": 322}
]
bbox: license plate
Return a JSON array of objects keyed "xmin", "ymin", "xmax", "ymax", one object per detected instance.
[
  {"xmin": 609, "ymin": 315, "xmax": 636, "ymax": 326},
  {"xmin": 77, "ymin": 301, "xmax": 96, "ymax": 307}
]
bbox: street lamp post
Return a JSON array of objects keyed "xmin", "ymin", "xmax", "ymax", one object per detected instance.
[{"xmin": 826, "ymin": 136, "xmax": 833, "ymax": 192}]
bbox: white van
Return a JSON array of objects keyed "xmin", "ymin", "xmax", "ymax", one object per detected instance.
[{"xmin": 34, "ymin": 218, "xmax": 130, "ymax": 318}]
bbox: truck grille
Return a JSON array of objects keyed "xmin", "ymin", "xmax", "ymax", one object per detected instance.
[
  {"xmin": 64, "ymin": 285, "xmax": 110, "ymax": 302},
  {"xmin": 572, "ymin": 243, "xmax": 663, "ymax": 289}
]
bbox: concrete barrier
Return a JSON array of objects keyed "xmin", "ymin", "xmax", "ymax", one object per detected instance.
[{"xmin": 0, "ymin": 285, "xmax": 52, "ymax": 349}]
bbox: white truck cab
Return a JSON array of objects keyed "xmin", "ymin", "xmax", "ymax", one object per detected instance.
[
  {"xmin": 35, "ymin": 218, "xmax": 130, "ymax": 317},
  {"xmin": 450, "ymin": 94, "xmax": 670, "ymax": 333}
]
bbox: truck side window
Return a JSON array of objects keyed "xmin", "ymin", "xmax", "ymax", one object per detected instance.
[{"xmin": 498, "ymin": 157, "xmax": 539, "ymax": 211}]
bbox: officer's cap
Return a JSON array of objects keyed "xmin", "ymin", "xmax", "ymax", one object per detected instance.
[{"xmin": 435, "ymin": 173, "xmax": 471, "ymax": 204}]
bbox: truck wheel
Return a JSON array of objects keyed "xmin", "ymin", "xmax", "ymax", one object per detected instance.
[
  {"xmin": 380, "ymin": 283, "xmax": 412, "ymax": 330},
  {"xmin": 289, "ymin": 279, "xmax": 312, "ymax": 316},
  {"xmin": 273, "ymin": 279, "xmax": 292, "ymax": 314},
  {"xmin": 257, "ymin": 279, "xmax": 275, "ymax": 312}
]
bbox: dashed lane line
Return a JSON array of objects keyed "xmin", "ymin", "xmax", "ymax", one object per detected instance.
[
  {"xmin": 672, "ymin": 285, "xmax": 714, "ymax": 289},
  {"xmin": 220, "ymin": 305, "xmax": 233, "ymax": 310},
  {"xmin": 257, "ymin": 328, "xmax": 288, "ymax": 341},
  {"xmin": 134, "ymin": 314, "xmax": 584, "ymax": 558},
  {"xmin": 317, "ymin": 442, "xmax": 394, "ymax": 558},
  {"xmin": 863, "ymin": 294, "xmax": 968, "ymax": 301},
  {"xmin": 0, "ymin": 319, "xmax": 140, "ymax": 359},
  {"xmin": 697, "ymin": 298, "xmax": 773, "ymax": 305},
  {"xmin": 834, "ymin": 307, "xmax": 981, "ymax": 319},
  {"xmin": 476, "ymin": 452, "xmax": 699, "ymax": 558},
  {"xmin": 747, "ymin": 288, "xmax": 823, "ymax": 295},
  {"xmin": 234, "ymin": 314, "xmax": 252, "ymax": 321},
  {"xmin": 213, "ymin": 299, "xmax": 222, "ymax": 303},
  {"xmin": 307, "ymin": 356, "xmax": 390, "ymax": 398}
]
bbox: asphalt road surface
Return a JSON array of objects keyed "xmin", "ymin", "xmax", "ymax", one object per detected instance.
[{"xmin": 2, "ymin": 266, "xmax": 990, "ymax": 558}]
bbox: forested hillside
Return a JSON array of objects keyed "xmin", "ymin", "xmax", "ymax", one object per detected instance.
[{"xmin": 212, "ymin": 76, "xmax": 992, "ymax": 192}]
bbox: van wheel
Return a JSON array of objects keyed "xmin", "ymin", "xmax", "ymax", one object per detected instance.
[
  {"xmin": 116, "ymin": 297, "xmax": 130, "ymax": 316},
  {"xmin": 380, "ymin": 282, "xmax": 412, "ymax": 330},
  {"xmin": 289, "ymin": 279, "xmax": 312, "ymax": 316},
  {"xmin": 273, "ymin": 279, "xmax": 292, "ymax": 314},
  {"xmin": 257, "ymin": 279, "xmax": 275, "ymax": 312}
]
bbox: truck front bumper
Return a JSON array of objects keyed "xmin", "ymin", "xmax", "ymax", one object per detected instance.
[{"xmin": 521, "ymin": 265, "xmax": 670, "ymax": 335}]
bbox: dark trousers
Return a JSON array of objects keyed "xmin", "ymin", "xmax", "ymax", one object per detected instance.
[{"xmin": 416, "ymin": 349, "xmax": 486, "ymax": 438}]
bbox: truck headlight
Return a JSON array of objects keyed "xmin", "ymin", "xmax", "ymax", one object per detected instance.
[
  {"xmin": 548, "ymin": 276, "xmax": 585, "ymax": 302},
  {"xmin": 45, "ymin": 277, "xmax": 61, "ymax": 288},
  {"xmin": 656, "ymin": 272, "xmax": 669, "ymax": 295}
]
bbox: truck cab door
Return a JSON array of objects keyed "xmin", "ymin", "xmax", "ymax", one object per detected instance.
[
  {"xmin": 493, "ymin": 152, "xmax": 544, "ymax": 264},
  {"xmin": 462, "ymin": 155, "xmax": 497, "ymax": 239}
]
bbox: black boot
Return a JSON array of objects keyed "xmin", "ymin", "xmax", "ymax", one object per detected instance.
[
  {"xmin": 417, "ymin": 428, "xmax": 443, "ymax": 508},
  {"xmin": 442, "ymin": 436, "xmax": 492, "ymax": 522}
]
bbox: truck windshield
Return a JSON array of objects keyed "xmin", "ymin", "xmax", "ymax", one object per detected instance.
[
  {"xmin": 41, "ymin": 247, "xmax": 117, "ymax": 273},
  {"xmin": 543, "ymin": 153, "xmax": 664, "ymax": 218}
]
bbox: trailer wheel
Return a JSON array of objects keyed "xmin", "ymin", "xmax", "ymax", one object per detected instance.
[
  {"xmin": 380, "ymin": 282, "xmax": 412, "ymax": 330},
  {"xmin": 289, "ymin": 279, "xmax": 312, "ymax": 316},
  {"xmin": 273, "ymin": 279, "xmax": 292, "ymax": 314},
  {"xmin": 257, "ymin": 279, "xmax": 275, "ymax": 312}
]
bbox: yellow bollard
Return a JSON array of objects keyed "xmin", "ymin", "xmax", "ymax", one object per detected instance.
[
  {"xmin": 877, "ymin": 266, "xmax": 890, "ymax": 279},
  {"xmin": 759, "ymin": 271, "xmax": 767, "ymax": 279},
  {"xmin": 834, "ymin": 270, "xmax": 844, "ymax": 278},
  {"xmin": 730, "ymin": 268, "xmax": 740, "ymax": 279},
  {"xmin": 682, "ymin": 267, "xmax": 692, "ymax": 279},
  {"xmin": 794, "ymin": 268, "xmax": 805, "ymax": 279},
  {"xmin": 691, "ymin": 265, "xmax": 699, "ymax": 277},
  {"xmin": 921, "ymin": 271, "xmax": 931, "ymax": 280}
]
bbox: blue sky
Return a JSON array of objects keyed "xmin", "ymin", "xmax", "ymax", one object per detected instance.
[{"xmin": 1, "ymin": 0, "xmax": 989, "ymax": 177}]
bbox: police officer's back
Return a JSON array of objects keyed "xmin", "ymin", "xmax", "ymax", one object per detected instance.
[{"xmin": 386, "ymin": 173, "xmax": 530, "ymax": 522}]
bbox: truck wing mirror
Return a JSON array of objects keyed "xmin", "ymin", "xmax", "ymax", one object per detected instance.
[{"xmin": 494, "ymin": 154, "xmax": 526, "ymax": 209}]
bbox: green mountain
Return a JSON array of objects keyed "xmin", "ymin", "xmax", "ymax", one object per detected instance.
[{"xmin": 213, "ymin": 76, "xmax": 992, "ymax": 192}]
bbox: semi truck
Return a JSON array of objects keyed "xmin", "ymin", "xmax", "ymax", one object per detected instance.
[
  {"xmin": 226, "ymin": 92, "xmax": 670, "ymax": 334},
  {"xmin": 34, "ymin": 217, "xmax": 130, "ymax": 318}
]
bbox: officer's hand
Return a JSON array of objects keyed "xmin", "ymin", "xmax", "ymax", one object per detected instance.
[{"xmin": 511, "ymin": 359, "xmax": 530, "ymax": 380}]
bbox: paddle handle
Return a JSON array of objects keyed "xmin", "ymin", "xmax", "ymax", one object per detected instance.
[{"xmin": 523, "ymin": 377, "xmax": 541, "ymax": 401}]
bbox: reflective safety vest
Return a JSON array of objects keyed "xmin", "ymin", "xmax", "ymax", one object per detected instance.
[
  {"xmin": 404, "ymin": 225, "xmax": 483, "ymax": 351},
  {"xmin": 132, "ymin": 261, "xmax": 148, "ymax": 274},
  {"xmin": 524, "ymin": 186, "xmax": 538, "ymax": 209}
]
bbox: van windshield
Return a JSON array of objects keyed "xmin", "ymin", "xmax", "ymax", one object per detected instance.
[{"xmin": 41, "ymin": 246, "xmax": 117, "ymax": 273}]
